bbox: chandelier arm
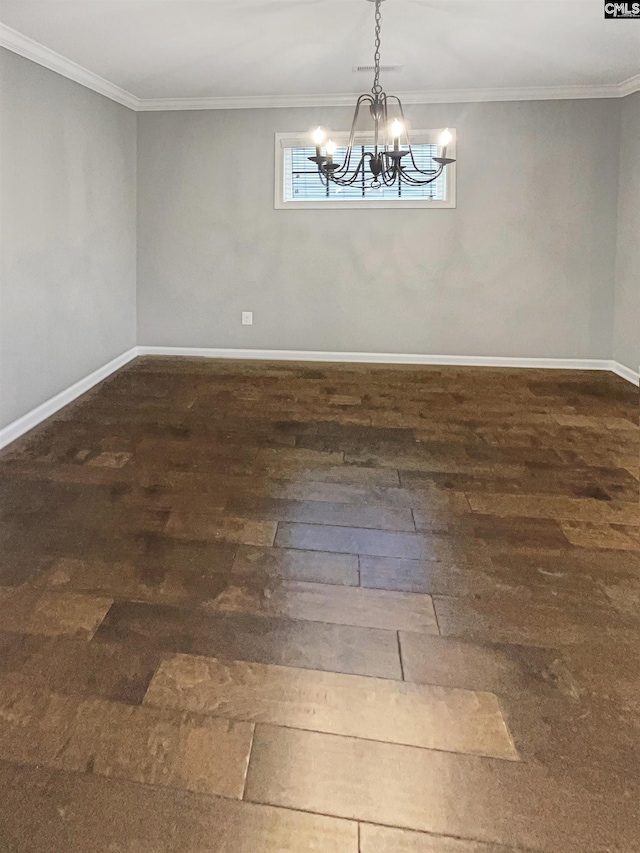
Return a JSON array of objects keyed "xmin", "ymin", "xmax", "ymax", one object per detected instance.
[
  {"xmin": 402, "ymin": 141, "xmax": 439, "ymax": 175},
  {"xmin": 386, "ymin": 95, "xmax": 409, "ymax": 147},
  {"xmin": 385, "ymin": 95, "xmax": 441, "ymax": 176},
  {"xmin": 398, "ymin": 159, "xmax": 440, "ymax": 178},
  {"xmin": 398, "ymin": 161, "xmax": 442, "ymax": 179},
  {"xmin": 316, "ymin": 144, "xmax": 356, "ymax": 182},
  {"xmin": 396, "ymin": 175, "xmax": 440, "ymax": 187},
  {"xmin": 321, "ymin": 152, "xmax": 371, "ymax": 187},
  {"xmin": 329, "ymin": 146, "xmax": 357, "ymax": 179},
  {"xmin": 388, "ymin": 98, "xmax": 450, "ymax": 178},
  {"xmin": 324, "ymin": 148, "xmax": 369, "ymax": 183},
  {"xmin": 325, "ymin": 171, "xmax": 367, "ymax": 188},
  {"xmin": 348, "ymin": 94, "xmax": 375, "ymax": 145},
  {"xmin": 395, "ymin": 164, "xmax": 444, "ymax": 186},
  {"xmin": 347, "ymin": 94, "xmax": 375, "ymax": 149},
  {"xmin": 327, "ymin": 94, "xmax": 375, "ymax": 179},
  {"xmin": 341, "ymin": 153, "xmax": 377, "ymax": 186},
  {"xmin": 381, "ymin": 152, "xmax": 400, "ymax": 186},
  {"xmin": 380, "ymin": 94, "xmax": 390, "ymax": 152},
  {"xmin": 380, "ymin": 169, "xmax": 398, "ymax": 187}
]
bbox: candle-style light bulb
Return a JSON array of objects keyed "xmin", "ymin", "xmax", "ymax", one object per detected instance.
[
  {"xmin": 390, "ymin": 118, "xmax": 403, "ymax": 152},
  {"xmin": 313, "ymin": 126, "xmax": 326, "ymax": 146},
  {"xmin": 325, "ymin": 139, "xmax": 337, "ymax": 164},
  {"xmin": 312, "ymin": 126, "xmax": 326, "ymax": 158},
  {"xmin": 439, "ymin": 128, "xmax": 452, "ymax": 158}
]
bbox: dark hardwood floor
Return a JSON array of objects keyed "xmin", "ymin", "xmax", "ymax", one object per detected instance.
[{"xmin": 0, "ymin": 357, "xmax": 638, "ymax": 852}]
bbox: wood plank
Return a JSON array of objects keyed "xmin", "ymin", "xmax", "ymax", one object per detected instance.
[
  {"xmin": 0, "ymin": 683, "xmax": 253, "ymax": 799},
  {"xmin": 245, "ymin": 726, "xmax": 639, "ymax": 853},
  {"xmin": 226, "ymin": 496, "xmax": 416, "ymax": 531},
  {"xmin": 467, "ymin": 493, "xmax": 639, "ymax": 524},
  {"xmin": 31, "ymin": 554, "xmax": 233, "ymax": 604},
  {"xmin": 0, "ymin": 760, "xmax": 358, "ymax": 853},
  {"xmin": 432, "ymin": 594, "xmax": 636, "ymax": 646},
  {"xmin": 0, "ymin": 587, "xmax": 112, "ymax": 639},
  {"xmin": 275, "ymin": 523, "xmax": 453, "ymax": 560},
  {"xmin": 94, "ymin": 600, "xmax": 403, "ymax": 679},
  {"xmin": 206, "ymin": 580, "xmax": 439, "ymax": 633},
  {"xmin": 398, "ymin": 633, "xmax": 554, "ymax": 693},
  {"xmin": 165, "ymin": 512, "xmax": 277, "ymax": 546},
  {"xmin": 145, "ymin": 654, "xmax": 516, "ymax": 759},
  {"xmin": 360, "ymin": 557, "xmax": 450, "ymax": 593},
  {"xmin": 232, "ymin": 545, "xmax": 359, "ymax": 586},
  {"xmin": 360, "ymin": 824, "xmax": 519, "ymax": 853},
  {"xmin": 560, "ymin": 521, "xmax": 640, "ymax": 550},
  {"xmin": 0, "ymin": 632, "xmax": 160, "ymax": 704}
]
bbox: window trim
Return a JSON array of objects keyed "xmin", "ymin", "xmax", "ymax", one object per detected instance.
[{"xmin": 274, "ymin": 128, "xmax": 456, "ymax": 210}]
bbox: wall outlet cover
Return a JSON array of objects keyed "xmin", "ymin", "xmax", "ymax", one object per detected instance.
[{"xmin": 242, "ymin": 312, "xmax": 253, "ymax": 325}]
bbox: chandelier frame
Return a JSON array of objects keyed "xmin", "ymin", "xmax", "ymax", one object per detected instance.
[{"xmin": 310, "ymin": 0, "xmax": 456, "ymax": 190}]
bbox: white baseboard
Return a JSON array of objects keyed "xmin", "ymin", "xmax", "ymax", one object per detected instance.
[
  {"xmin": 0, "ymin": 348, "xmax": 138, "ymax": 451},
  {"xmin": 138, "ymin": 346, "xmax": 640, "ymax": 382},
  {"xmin": 1, "ymin": 346, "xmax": 635, "ymax": 452},
  {"xmin": 611, "ymin": 361, "xmax": 640, "ymax": 386}
]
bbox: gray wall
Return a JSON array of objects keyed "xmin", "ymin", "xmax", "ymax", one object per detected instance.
[
  {"xmin": 613, "ymin": 92, "xmax": 640, "ymax": 374},
  {"xmin": 2, "ymin": 49, "xmax": 635, "ymax": 426},
  {"xmin": 0, "ymin": 49, "xmax": 136, "ymax": 429},
  {"xmin": 137, "ymin": 99, "xmax": 621, "ymax": 359}
]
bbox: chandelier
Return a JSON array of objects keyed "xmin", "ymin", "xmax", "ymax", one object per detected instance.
[{"xmin": 310, "ymin": 0, "xmax": 455, "ymax": 190}]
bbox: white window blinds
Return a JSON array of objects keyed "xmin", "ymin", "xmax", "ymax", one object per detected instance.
[{"xmin": 283, "ymin": 143, "xmax": 447, "ymax": 203}]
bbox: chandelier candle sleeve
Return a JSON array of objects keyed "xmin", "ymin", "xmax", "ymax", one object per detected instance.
[
  {"xmin": 391, "ymin": 118, "xmax": 403, "ymax": 152},
  {"xmin": 312, "ymin": 127, "xmax": 326, "ymax": 161},
  {"xmin": 309, "ymin": 0, "xmax": 455, "ymax": 190},
  {"xmin": 439, "ymin": 128, "xmax": 452, "ymax": 159}
]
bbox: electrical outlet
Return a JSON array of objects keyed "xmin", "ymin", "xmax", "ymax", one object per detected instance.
[{"xmin": 242, "ymin": 311, "xmax": 253, "ymax": 326}]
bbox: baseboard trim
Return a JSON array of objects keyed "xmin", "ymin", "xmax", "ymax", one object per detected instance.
[
  {"xmin": 137, "ymin": 346, "xmax": 639, "ymax": 383},
  {"xmin": 0, "ymin": 348, "xmax": 138, "ymax": 451},
  {"xmin": 611, "ymin": 361, "xmax": 640, "ymax": 386},
  {"xmin": 1, "ymin": 347, "xmax": 635, "ymax": 451}
]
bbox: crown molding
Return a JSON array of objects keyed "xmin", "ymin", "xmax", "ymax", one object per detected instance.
[
  {"xmin": 135, "ymin": 81, "xmax": 638, "ymax": 111},
  {"xmin": 0, "ymin": 24, "xmax": 140, "ymax": 110},
  {"xmin": 1, "ymin": 23, "xmax": 638, "ymax": 112}
]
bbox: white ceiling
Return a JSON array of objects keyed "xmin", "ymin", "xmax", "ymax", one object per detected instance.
[{"xmin": 1, "ymin": 0, "xmax": 638, "ymax": 104}]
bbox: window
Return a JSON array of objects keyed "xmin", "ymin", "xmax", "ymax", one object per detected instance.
[{"xmin": 275, "ymin": 129, "xmax": 456, "ymax": 210}]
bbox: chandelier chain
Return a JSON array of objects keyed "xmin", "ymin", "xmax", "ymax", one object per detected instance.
[{"xmin": 371, "ymin": 0, "xmax": 383, "ymax": 97}]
